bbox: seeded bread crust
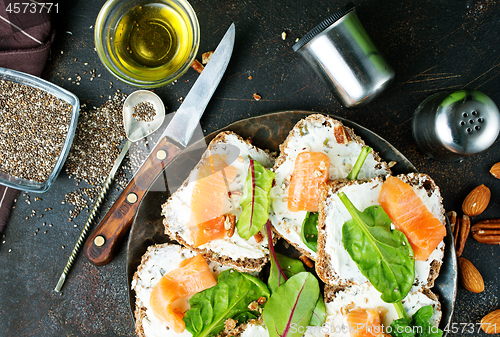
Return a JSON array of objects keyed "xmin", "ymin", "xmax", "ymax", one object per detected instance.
[
  {"xmin": 316, "ymin": 173, "xmax": 446, "ymax": 290},
  {"xmin": 269, "ymin": 114, "xmax": 391, "ymax": 261},
  {"xmin": 314, "ymin": 178, "xmax": 352, "ymax": 288},
  {"xmin": 133, "ymin": 245, "xmax": 161, "ymax": 337},
  {"xmin": 164, "ymin": 230, "xmax": 270, "ymax": 273},
  {"xmin": 162, "ymin": 131, "xmax": 276, "ymax": 273}
]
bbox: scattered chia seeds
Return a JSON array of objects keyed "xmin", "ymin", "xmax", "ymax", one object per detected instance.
[
  {"xmin": 63, "ymin": 93, "xmax": 132, "ymax": 222},
  {"xmin": 0, "ymin": 79, "xmax": 73, "ymax": 182},
  {"xmin": 132, "ymin": 101, "xmax": 156, "ymax": 122},
  {"xmin": 65, "ymin": 94, "xmax": 127, "ymax": 186}
]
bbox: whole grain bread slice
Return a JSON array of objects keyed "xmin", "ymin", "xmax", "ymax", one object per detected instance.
[
  {"xmin": 161, "ymin": 131, "xmax": 276, "ymax": 273},
  {"xmin": 269, "ymin": 114, "xmax": 391, "ymax": 261},
  {"xmin": 316, "ymin": 173, "xmax": 446, "ymax": 290}
]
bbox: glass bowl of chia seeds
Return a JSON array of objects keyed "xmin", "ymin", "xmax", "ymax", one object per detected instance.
[
  {"xmin": 95, "ymin": 0, "xmax": 200, "ymax": 88},
  {"xmin": 0, "ymin": 67, "xmax": 80, "ymax": 193}
]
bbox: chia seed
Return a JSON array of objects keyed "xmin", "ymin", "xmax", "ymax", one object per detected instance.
[
  {"xmin": 0, "ymin": 80, "xmax": 72, "ymax": 182},
  {"xmin": 65, "ymin": 94, "xmax": 126, "ymax": 186},
  {"xmin": 132, "ymin": 101, "xmax": 156, "ymax": 122},
  {"xmin": 63, "ymin": 93, "xmax": 128, "ymax": 221}
]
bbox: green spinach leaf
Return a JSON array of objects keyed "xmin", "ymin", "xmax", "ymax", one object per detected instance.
[
  {"xmin": 389, "ymin": 305, "xmax": 443, "ymax": 337},
  {"xmin": 268, "ymin": 252, "xmax": 307, "ymax": 293},
  {"xmin": 412, "ymin": 306, "xmax": 443, "ymax": 337},
  {"xmin": 266, "ymin": 221, "xmax": 289, "ymax": 294},
  {"xmin": 309, "ymin": 296, "xmax": 326, "ymax": 326},
  {"xmin": 184, "ymin": 269, "xmax": 270, "ymax": 337},
  {"xmin": 263, "ymin": 272, "xmax": 320, "ymax": 337},
  {"xmin": 266, "ymin": 223, "xmax": 326, "ymax": 327},
  {"xmin": 301, "ymin": 212, "xmax": 319, "ymax": 252},
  {"xmin": 346, "ymin": 146, "xmax": 371, "ymax": 180},
  {"xmin": 237, "ymin": 159, "xmax": 275, "ymax": 240},
  {"xmin": 338, "ymin": 192, "xmax": 415, "ymax": 303}
]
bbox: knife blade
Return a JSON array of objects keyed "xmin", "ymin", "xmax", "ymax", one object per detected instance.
[{"xmin": 83, "ymin": 23, "xmax": 235, "ymax": 266}]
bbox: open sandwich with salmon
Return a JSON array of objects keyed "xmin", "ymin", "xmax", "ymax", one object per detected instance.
[
  {"xmin": 269, "ymin": 114, "xmax": 391, "ymax": 261},
  {"xmin": 162, "ymin": 131, "xmax": 276, "ymax": 273},
  {"xmin": 132, "ymin": 114, "xmax": 448, "ymax": 337},
  {"xmin": 132, "ymin": 242, "xmax": 271, "ymax": 337}
]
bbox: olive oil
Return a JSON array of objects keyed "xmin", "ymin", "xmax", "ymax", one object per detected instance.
[{"xmin": 113, "ymin": 2, "xmax": 194, "ymax": 82}]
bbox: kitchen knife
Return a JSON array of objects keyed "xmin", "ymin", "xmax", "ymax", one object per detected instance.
[{"xmin": 83, "ymin": 23, "xmax": 235, "ymax": 266}]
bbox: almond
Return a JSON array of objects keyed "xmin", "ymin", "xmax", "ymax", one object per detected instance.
[
  {"xmin": 490, "ymin": 162, "xmax": 500, "ymax": 179},
  {"xmin": 462, "ymin": 184, "xmax": 490, "ymax": 217},
  {"xmin": 458, "ymin": 257, "xmax": 484, "ymax": 293},
  {"xmin": 481, "ymin": 309, "xmax": 500, "ymax": 334}
]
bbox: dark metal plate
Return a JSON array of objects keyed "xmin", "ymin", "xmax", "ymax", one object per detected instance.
[{"xmin": 125, "ymin": 111, "xmax": 457, "ymax": 333}]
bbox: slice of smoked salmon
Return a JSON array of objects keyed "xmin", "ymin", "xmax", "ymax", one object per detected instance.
[
  {"xmin": 191, "ymin": 215, "xmax": 227, "ymax": 247},
  {"xmin": 346, "ymin": 308, "xmax": 383, "ymax": 337},
  {"xmin": 190, "ymin": 153, "xmax": 239, "ymax": 247},
  {"xmin": 378, "ymin": 176, "xmax": 446, "ymax": 261},
  {"xmin": 288, "ymin": 151, "xmax": 330, "ymax": 212},
  {"xmin": 150, "ymin": 254, "xmax": 217, "ymax": 333}
]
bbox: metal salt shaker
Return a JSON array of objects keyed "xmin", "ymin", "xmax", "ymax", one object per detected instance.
[{"xmin": 412, "ymin": 89, "xmax": 500, "ymax": 161}]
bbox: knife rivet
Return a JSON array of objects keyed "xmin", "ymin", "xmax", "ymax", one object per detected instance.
[
  {"xmin": 127, "ymin": 193, "xmax": 138, "ymax": 204},
  {"xmin": 156, "ymin": 150, "xmax": 167, "ymax": 160},
  {"xmin": 94, "ymin": 236, "xmax": 105, "ymax": 247}
]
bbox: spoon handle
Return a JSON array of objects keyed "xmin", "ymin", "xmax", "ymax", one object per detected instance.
[
  {"xmin": 54, "ymin": 140, "xmax": 131, "ymax": 291},
  {"xmin": 83, "ymin": 136, "xmax": 182, "ymax": 266}
]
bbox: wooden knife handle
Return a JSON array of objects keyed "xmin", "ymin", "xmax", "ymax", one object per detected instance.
[{"xmin": 83, "ymin": 137, "xmax": 182, "ymax": 266}]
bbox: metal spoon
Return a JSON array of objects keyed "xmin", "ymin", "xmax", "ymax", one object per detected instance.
[{"xmin": 55, "ymin": 90, "xmax": 165, "ymax": 292}]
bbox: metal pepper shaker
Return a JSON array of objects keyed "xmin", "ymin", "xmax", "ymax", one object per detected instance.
[{"xmin": 412, "ymin": 89, "xmax": 500, "ymax": 161}]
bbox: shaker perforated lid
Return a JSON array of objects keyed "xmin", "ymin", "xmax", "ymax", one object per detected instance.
[
  {"xmin": 412, "ymin": 90, "xmax": 500, "ymax": 161},
  {"xmin": 292, "ymin": 3, "xmax": 355, "ymax": 52}
]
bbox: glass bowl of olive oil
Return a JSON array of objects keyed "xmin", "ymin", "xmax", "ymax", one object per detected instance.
[{"xmin": 95, "ymin": 0, "xmax": 199, "ymax": 88}]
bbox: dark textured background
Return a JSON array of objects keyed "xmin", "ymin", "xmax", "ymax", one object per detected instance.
[{"xmin": 1, "ymin": 0, "xmax": 500, "ymax": 336}]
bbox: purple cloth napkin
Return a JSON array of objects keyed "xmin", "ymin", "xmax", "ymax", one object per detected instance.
[
  {"xmin": 0, "ymin": 185, "xmax": 18, "ymax": 233},
  {"xmin": 0, "ymin": 0, "xmax": 54, "ymax": 233}
]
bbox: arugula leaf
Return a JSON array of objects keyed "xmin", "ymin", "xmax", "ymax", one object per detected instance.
[
  {"xmin": 237, "ymin": 159, "xmax": 275, "ymax": 240},
  {"xmin": 263, "ymin": 272, "xmax": 320, "ymax": 337},
  {"xmin": 338, "ymin": 192, "xmax": 415, "ymax": 303},
  {"xmin": 301, "ymin": 212, "xmax": 319, "ymax": 252},
  {"xmin": 389, "ymin": 305, "xmax": 443, "ymax": 337},
  {"xmin": 184, "ymin": 269, "xmax": 270, "ymax": 337}
]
